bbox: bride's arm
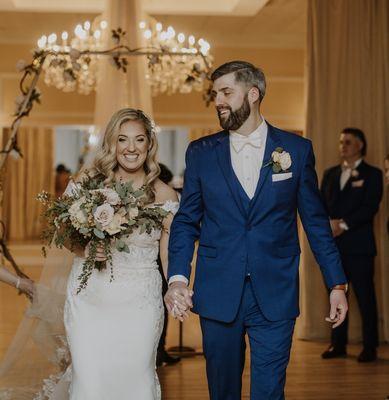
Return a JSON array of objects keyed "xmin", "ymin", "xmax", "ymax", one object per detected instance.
[
  {"xmin": 155, "ymin": 179, "xmax": 179, "ymax": 279},
  {"xmin": 160, "ymin": 213, "xmax": 175, "ymax": 280}
]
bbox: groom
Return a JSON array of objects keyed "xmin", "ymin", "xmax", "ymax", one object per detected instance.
[{"xmin": 165, "ymin": 61, "xmax": 348, "ymax": 400}]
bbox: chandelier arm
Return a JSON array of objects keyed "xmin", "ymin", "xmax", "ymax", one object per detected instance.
[
  {"xmin": 47, "ymin": 47, "xmax": 194, "ymax": 58},
  {"xmin": 19, "ymin": 70, "xmax": 30, "ymax": 96}
]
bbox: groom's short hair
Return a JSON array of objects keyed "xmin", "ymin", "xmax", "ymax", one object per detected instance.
[{"xmin": 211, "ymin": 60, "xmax": 266, "ymax": 102}]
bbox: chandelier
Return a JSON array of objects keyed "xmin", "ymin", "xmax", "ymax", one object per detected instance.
[{"xmin": 36, "ymin": 18, "xmax": 213, "ymax": 96}]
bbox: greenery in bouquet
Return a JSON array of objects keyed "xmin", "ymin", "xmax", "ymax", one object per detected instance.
[{"xmin": 37, "ymin": 172, "xmax": 169, "ymax": 293}]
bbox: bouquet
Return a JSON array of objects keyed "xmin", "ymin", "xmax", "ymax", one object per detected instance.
[{"xmin": 37, "ymin": 173, "xmax": 169, "ymax": 293}]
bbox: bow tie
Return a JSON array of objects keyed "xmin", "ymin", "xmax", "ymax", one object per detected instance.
[
  {"xmin": 230, "ymin": 136, "xmax": 262, "ymax": 153},
  {"xmin": 341, "ymin": 163, "xmax": 357, "ymax": 172}
]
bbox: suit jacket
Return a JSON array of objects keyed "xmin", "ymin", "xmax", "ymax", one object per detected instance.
[
  {"xmin": 168, "ymin": 124, "xmax": 346, "ymax": 322},
  {"xmin": 321, "ymin": 160, "xmax": 383, "ymax": 256}
]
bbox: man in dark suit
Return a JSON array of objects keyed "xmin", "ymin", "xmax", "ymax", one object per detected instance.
[{"xmin": 321, "ymin": 127, "xmax": 383, "ymax": 362}]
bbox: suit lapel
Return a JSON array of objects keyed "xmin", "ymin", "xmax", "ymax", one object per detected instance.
[
  {"xmin": 215, "ymin": 132, "xmax": 247, "ymax": 218},
  {"xmin": 333, "ymin": 166, "xmax": 342, "ymax": 197},
  {"xmin": 248, "ymin": 125, "xmax": 281, "ymax": 221}
]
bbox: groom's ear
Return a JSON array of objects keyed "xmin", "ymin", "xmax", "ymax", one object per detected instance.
[{"xmin": 248, "ymin": 86, "xmax": 260, "ymax": 104}]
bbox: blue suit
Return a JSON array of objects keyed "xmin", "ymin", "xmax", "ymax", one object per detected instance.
[{"xmin": 168, "ymin": 124, "xmax": 346, "ymax": 399}]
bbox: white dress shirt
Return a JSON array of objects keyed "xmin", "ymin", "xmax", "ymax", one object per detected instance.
[
  {"xmin": 230, "ymin": 119, "xmax": 268, "ymax": 199},
  {"xmin": 168, "ymin": 119, "xmax": 268, "ymax": 286},
  {"xmin": 338, "ymin": 158, "xmax": 362, "ymax": 231},
  {"xmin": 340, "ymin": 158, "xmax": 362, "ymax": 190}
]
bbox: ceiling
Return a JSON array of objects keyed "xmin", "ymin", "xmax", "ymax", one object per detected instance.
[
  {"xmin": 0, "ymin": 0, "xmax": 273, "ymax": 15},
  {"xmin": 0, "ymin": 0, "xmax": 306, "ymax": 49}
]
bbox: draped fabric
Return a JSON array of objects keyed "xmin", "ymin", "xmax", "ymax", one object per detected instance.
[
  {"xmin": 2, "ymin": 126, "xmax": 54, "ymax": 241},
  {"xmin": 94, "ymin": 0, "xmax": 153, "ymax": 131},
  {"xmin": 297, "ymin": 0, "xmax": 389, "ymax": 341}
]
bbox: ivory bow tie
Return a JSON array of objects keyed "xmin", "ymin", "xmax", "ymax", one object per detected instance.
[{"xmin": 231, "ymin": 136, "xmax": 262, "ymax": 153}]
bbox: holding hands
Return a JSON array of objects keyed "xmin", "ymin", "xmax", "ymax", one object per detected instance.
[
  {"xmin": 164, "ymin": 281, "xmax": 193, "ymax": 322},
  {"xmin": 329, "ymin": 219, "xmax": 345, "ymax": 237}
]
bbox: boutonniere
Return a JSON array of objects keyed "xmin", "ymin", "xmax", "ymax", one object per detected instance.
[
  {"xmin": 351, "ymin": 169, "xmax": 359, "ymax": 178},
  {"xmin": 263, "ymin": 147, "xmax": 292, "ymax": 173}
]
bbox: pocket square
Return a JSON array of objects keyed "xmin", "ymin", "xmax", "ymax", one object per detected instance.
[
  {"xmin": 352, "ymin": 179, "xmax": 364, "ymax": 187},
  {"xmin": 272, "ymin": 172, "xmax": 293, "ymax": 182}
]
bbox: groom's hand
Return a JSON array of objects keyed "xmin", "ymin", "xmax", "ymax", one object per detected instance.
[
  {"xmin": 164, "ymin": 282, "xmax": 193, "ymax": 322},
  {"xmin": 325, "ymin": 289, "xmax": 348, "ymax": 328}
]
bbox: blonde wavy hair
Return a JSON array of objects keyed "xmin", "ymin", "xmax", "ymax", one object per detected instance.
[{"xmin": 82, "ymin": 108, "xmax": 160, "ymax": 203}]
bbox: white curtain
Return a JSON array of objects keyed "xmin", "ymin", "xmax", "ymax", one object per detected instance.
[
  {"xmin": 94, "ymin": 0, "xmax": 153, "ymax": 131},
  {"xmin": 297, "ymin": 0, "xmax": 389, "ymax": 342}
]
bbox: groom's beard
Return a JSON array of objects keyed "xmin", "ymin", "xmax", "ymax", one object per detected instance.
[{"xmin": 217, "ymin": 94, "xmax": 251, "ymax": 131}]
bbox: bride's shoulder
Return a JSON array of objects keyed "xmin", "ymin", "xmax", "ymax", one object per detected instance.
[{"xmin": 153, "ymin": 179, "xmax": 179, "ymax": 205}]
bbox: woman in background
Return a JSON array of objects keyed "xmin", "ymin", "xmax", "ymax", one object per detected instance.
[{"xmin": 0, "ymin": 265, "xmax": 34, "ymax": 299}]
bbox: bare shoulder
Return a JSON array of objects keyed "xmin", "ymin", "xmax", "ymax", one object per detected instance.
[{"xmin": 153, "ymin": 179, "xmax": 179, "ymax": 203}]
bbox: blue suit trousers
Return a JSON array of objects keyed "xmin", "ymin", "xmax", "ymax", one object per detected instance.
[{"xmin": 200, "ymin": 277, "xmax": 295, "ymax": 400}]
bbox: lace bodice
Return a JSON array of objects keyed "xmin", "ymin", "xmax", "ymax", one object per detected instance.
[
  {"xmin": 111, "ymin": 200, "xmax": 179, "ymax": 270},
  {"xmin": 67, "ymin": 200, "xmax": 179, "ymax": 299}
]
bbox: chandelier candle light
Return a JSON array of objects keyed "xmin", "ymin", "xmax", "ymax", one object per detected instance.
[{"xmin": 36, "ymin": 18, "xmax": 213, "ymax": 96}]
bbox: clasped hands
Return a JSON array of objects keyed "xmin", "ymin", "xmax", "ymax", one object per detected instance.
[
  {"xmin": 330, "ymin": 219, "xmax": 345, "ymax": 238},
  {"xmin": 164, "ymin": 282, "xmax": 193, "ymax": 322}
]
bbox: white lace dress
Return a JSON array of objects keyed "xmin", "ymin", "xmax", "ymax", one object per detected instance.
[{"xmin": 63, "ymin": 200, "xmax": 178, "ymax": 400}]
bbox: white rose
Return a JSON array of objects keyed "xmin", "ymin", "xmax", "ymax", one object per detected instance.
[
  {"xmin": 93, "ymin": 203, "xmax": 114, "ymax": 228},
  {"xmin": 102, "ymin": 189, "xmax": 121, "ymax": 205},
  {"xmin": 105, "ymin": 212, "xmax": 126, "ymax": 235},
  {"xmin": 69, "ymin": 197, "xmax": 87, "ymax": 224},
  {"xmin": 272, "ymin": 151, "xmax": 281, "ymax": 163},
  {"xmin": 279, "ymin": 152, "xmax": 292, "ymax": 170},
  {"xmin": 129, "ymin": 206, "xmax": 139, "ymax": 219},
  {"xmin": 91, "ymin": 188, "xmax": 121, "ymax": 205},
  {"xmin": 351, "ymin": 169, "xmax": 359, "ymax": 178},
  {"xmin": 75, "ymin": 210, "xmax": 87, "ymax": 224}
]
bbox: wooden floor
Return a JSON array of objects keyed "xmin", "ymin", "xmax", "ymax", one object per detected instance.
[
  {"xmin": 158, "ymin": 341, "xmax": 389, "ymax": 399},
  {"xmin": 1, "ymin": 245, "xmax": 388, "ymax": 399}
]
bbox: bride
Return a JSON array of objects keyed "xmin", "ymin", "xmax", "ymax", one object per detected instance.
[{"xmin": 0, "ymin": 108, "xmax": 179, "ymax": 400}]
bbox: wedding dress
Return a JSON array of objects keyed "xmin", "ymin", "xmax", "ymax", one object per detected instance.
[{"xmin": 0, "ymin": 198, "xmax": 179, "ymax": 400}]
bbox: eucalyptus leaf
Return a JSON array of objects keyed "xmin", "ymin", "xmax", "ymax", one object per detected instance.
[
  {"xmin": 273, "ymin": 164, "xmax": 282, "ymax": 173},
  {"xmin": 133, "ymin": 190, "xmax": 144, "ymax": 198},
  {"xmin": 93, "ymin": 228, "xmax": 105, "ymax": 239},
  {"xmin": 115, "ymin": 181, "xmax": 122, "ymax": 194},
  {"xmin": 116, "ymin": 239, "xmax": 125, "ymax": 251}
]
